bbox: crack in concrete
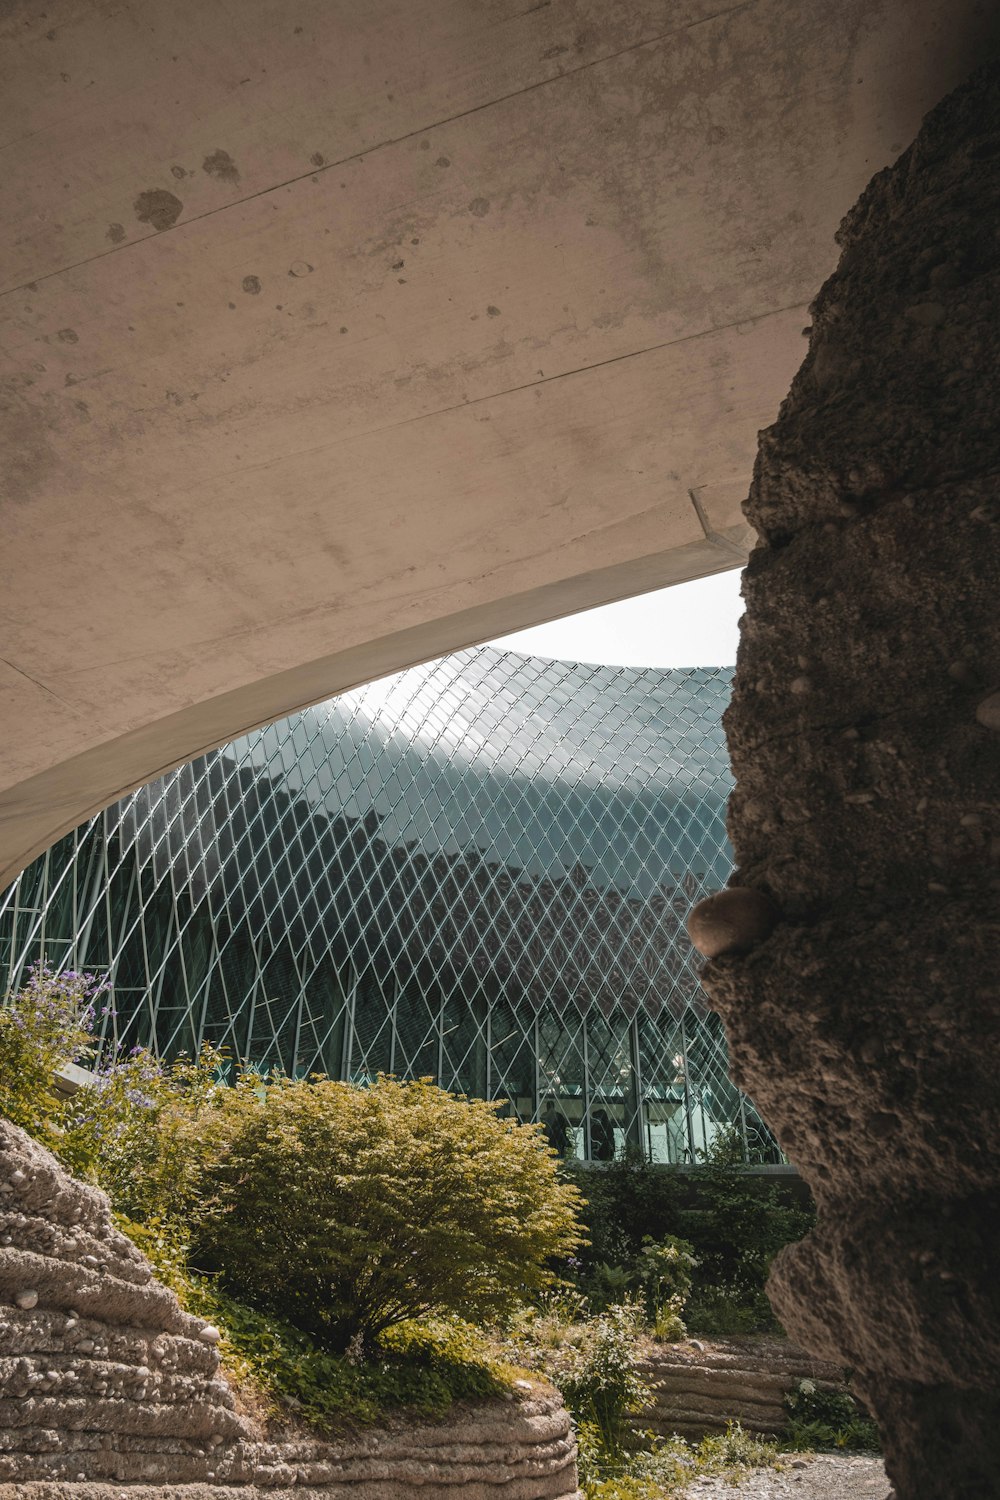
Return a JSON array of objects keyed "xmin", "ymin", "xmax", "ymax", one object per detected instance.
[
  {"xmin": 207, "ymin": 298, "xmax": 809, "ymax": 472},
  {"xmin": 1, "ymin": 0, "xmax": 757, "ymax": 299},
  {"xmin": 0, "ymin": 655, "xmax": 78, "ymax": 711},
  {"xmin": 94, "ymin": 296, "xmax": 805, "ymax": 518},
  {"xmin": 90, "ymin": 296, "xmax": 805, "ymax": 528}
]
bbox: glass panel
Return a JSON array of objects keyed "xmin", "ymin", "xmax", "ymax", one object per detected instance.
[
  {"xmin": 537, "ymin": 1005, "xmax": 586, "ymax": 1162},
  {"xmin": 489, "ymin": 996, "xmax": 535, "ymax": 1123},
  {"xmin": 0, "ymin": 654, "xmax": 778, "ymax": 1167},
  {"xmin": 393, "ymin": 980, "xmax": 440, "ymax": 1081},
  {"xmin": 586, "ymin": 1007, "xmax": 640, "ymax": 1159},
  {"xmin": 349, "ymin": 969, "xmax": 393, "ymax": 1083}
]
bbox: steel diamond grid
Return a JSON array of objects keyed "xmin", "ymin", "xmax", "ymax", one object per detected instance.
[{"xmin": 0, "ymin": 650, "xmax": 780, "ymax": 1163}]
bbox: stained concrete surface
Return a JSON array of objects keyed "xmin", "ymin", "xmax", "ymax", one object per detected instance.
[{"xmin": 2, "ymin": 0, "xmax": 998, "ymax": 888}]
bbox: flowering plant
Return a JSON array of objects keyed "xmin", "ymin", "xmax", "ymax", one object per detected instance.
[
  {"xmin": 0, "ymin": 962, "xmax": 110, "ymax": 1150},
  {"xmin": 59, "ymin": 1040, "xmax": 229, "ymax": 1225},
  {"xmin": 0, "ymin": 962, "xmax": 228, "ymax": 1232}
]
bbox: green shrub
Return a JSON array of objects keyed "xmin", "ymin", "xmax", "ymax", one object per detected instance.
[
  {"xmin": 698, "ymin": 1421, "xmax": 784, "ymax": 1469},
  {"xmin": 59, "ymin": 1043, "xmax": 231, "ymax": 1227},
  {"xmin": 651, "ymin": 1301, "xmax": 686, "ymax": 1343},
  {"xmin": 784, "ymin": 1379, "xmax": 880, "ymax": 1453},
  {"xmin": 583, "ymin": 1262, "xmax": 634, "ymax": 1312},
  {"xmin": 194, "ymin": 1074, "xmax": 585, "ymax": 1353},
  {"xmin": 633, "ymin": 1234, "xmax": 696, "ymax": 1340},
  {"xmin": 0, "ymin": 978, "xmax": 560, "ymax": 1432},
  {"xmin": 582, "ymin": 1480, "xmax": 660, "ymax": 1500},
  {"xmin": 579, "ymin": 1416, "xmax": 785, "ymax": 1498},
  {"xmin": 556, "ymin": 1301, "xmax": 652, "ymax": 1458},
  {"xmin": 620, "ymin": 1436, "xmax": 694, "ymax": 1493},
  {"xmin": 378, "ymin": 1317, "xmax": 514, "ymax": 1407},
  {"xmin": 568, "ymin": 1152, "xmax": 681, "ymax": 1270},
  {"xmin": 682, "ymin": 1285, "xmax": 766, "ymax": 1336},
  {"xmin": 570, "ymin": 1135, "xmax": 814, "ymax": 1334},
  {"xmin": 531, "ymin": 1285, "xmax": 592, "ymax": 1328},
  {"xmin": 123, "ymin": 1216, "xmax": 510, "ymax": 1429},
  {"xmin": 504, "ymin": 1299, "xmax": 651, "ymax": 1459},
  {"xmin": 0, "ymin": 963, "xmax": 233, "ymax": 1234},
  {"xmin": 673, "ymin": 1133, "xmax": 813, "ymax": 1316},
  {"xmin": 581, "ymin": 1235, "xmax": 695, "ymax": 1339},
  {"xmin": 633, "ymin": 1234, "xmax": 696, "ymax": 1305}
]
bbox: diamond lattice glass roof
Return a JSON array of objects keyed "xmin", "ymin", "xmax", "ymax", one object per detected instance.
[{"xmin": 0, "ymin": 648, "xmax": 780, "ymax": 1163}]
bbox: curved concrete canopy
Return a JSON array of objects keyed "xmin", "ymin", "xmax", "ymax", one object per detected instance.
[{"xmin": 1, "ymin": 0, "xmax": 996, "ymax": 889}]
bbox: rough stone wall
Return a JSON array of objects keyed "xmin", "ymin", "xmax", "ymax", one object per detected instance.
[
  {"xmin": 698, "ymin": 62, "xmax": 1000, "ymax": 1500},
  {"xmin": 0, "ymin": 1116, "xmax": 251, "ymax": 1486},
  {"xmin": 636, "ymin": 1337, "xmax": 845, "ymax": 1442},
  {"xmin": 0, "ymin": 1118, "xmax": 580, "ymax": 1498}
]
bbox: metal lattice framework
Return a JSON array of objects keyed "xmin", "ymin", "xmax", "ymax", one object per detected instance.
[{"xmin": 0, "ymin": 649, "xmax": 780, "ymax": 1163}]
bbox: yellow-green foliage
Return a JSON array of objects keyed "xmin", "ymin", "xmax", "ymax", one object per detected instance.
[
  {"xmin": 581, "ymin": 1423, "xmax": 786, "ymax": 1499},
  {"xmin": 120, "ymin": 1215, "xmax": 512, "ymax": 1430},
  {"xmin": 195, "ymin": 1075, "xmax": 585, "ymax": 1352},
  {"xmin": 554, "ymin": 1302, "xmax": 652, "ymax": 1457},
  {"xmin": 0, "ymin": 972, "xmax": 581, "ymax": 1433},
  {"xmin": 0, "ymin": 963, "xmax": 234, "ymax": 1230},
  {"xmin": 783, "ymin": 1379, "xmax": 880, "ymax": 1452}
]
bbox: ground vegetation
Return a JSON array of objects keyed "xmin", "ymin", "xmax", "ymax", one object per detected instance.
[
  {"xmin": 566, "ymin": 1131, "xmax": 815, "ymax": 1335},
  {"xmin": 1, "ymin": 964, "xmax": 863, "ymax": 1493}
]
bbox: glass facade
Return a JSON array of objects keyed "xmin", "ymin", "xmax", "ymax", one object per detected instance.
[{"xmin": 0, "ymin": 648, "xmax": 780, "ymax": 1164}]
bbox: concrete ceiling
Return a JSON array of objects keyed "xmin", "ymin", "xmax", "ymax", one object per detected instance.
[{"xmin": 1, "ymin": 0, "xmax": 996, "ymax": 889}]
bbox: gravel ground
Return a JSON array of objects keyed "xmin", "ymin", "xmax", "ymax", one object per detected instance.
[{"xmin": 685, "ymin": 1454, "xmax": 890, "ymax": 1499}]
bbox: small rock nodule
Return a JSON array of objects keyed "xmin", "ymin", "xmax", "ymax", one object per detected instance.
[{"xmin": 686, "ymin": 887, "xmax": 778, "ymax": 959}]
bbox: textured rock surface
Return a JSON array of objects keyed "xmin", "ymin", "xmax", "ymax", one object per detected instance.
[
  {"xmin": 701, "ymin": 62, "xmax": 1000, "ymax": 1500},
  {"xmin": 636, "ymin": 1336, "xmax": 846, "ymax": 1441},
  {"xmin": 0, "ymin": 1118, "xmax": 580, "ymax": 1497}
]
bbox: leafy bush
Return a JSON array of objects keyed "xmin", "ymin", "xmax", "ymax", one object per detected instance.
[
  {"xmin": 682, "ymin": 1286, "xmax": 766, "ymax": 1336},
  {"xmin": 577, "ymin": 1416, "xmax": 665, "ymax": 1500},
  {"xmin": 633, "ymin": 1235, "xmax": 696, "ymax": 1341},
  {"xmin": 578, "ymin": 1417, "xmax": 785, "ymax": 1499},
  {"xmin": 0, "ymin": 974, "xmax": 571, "ymax": 1434},
  {"xmin": 0, "ymin": 963, "xmax": 232, "ymax": 1232},
  {"xmin": 504, "ymin": 1298, "xmax": 653, "ymax": 1462},
  {"xmin": 569, "ymin": 1135, "xmax": 814, "ymax": 1334},
  {"xmin": 579, "ymin": 1235, "xmax": 695, "ymax": 1339},
  {"xmin": 784, "ymin": 1379, "xmax": 880, "ymax": 1453},
  {"xmin": 583, "ymin": 1262, "xmax": 634, "ymax": 1312},
  {"xmin": 569, "ymin": 1151, "xmax": 681, "ymax": 1271},
  {"xmin": 633, "ymin": 1235, "xmax": 696, "ymax": 1307},
  {"xmin": 194, "ymin": 1074, "xmax": 585, "ymax": 1352},
  {"xmin": 121, "ymin": 1214, "xmax": 510, "ymax": 1430},
  {"xmin": 673, "ymin": 1132, "xmax": 814, "ymax": 1318},
  {"xmin": 698, "ymin": 1421, "xmax": 786, "ymax": 1469},
  {"xmin": 59, "ymin": 1043, "xmax": 231, "ymax": 1227}
]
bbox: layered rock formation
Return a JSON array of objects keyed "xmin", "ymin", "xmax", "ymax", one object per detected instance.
[
  {"xmin": 0, "ymin": 1117, "xmax": 580, "ymax": 1498},
  {"xmin": 697, "ymin": 62, "xmax": 1000, "ymax": 1500},
  {"xmin": 636, "ymin": 1336, "xmax": 845, "ymax": 1443}
]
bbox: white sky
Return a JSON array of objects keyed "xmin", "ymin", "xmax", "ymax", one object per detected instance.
[{"xmin": 488, "ymin": 566, "xmax": 744, "ymax": 669}]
